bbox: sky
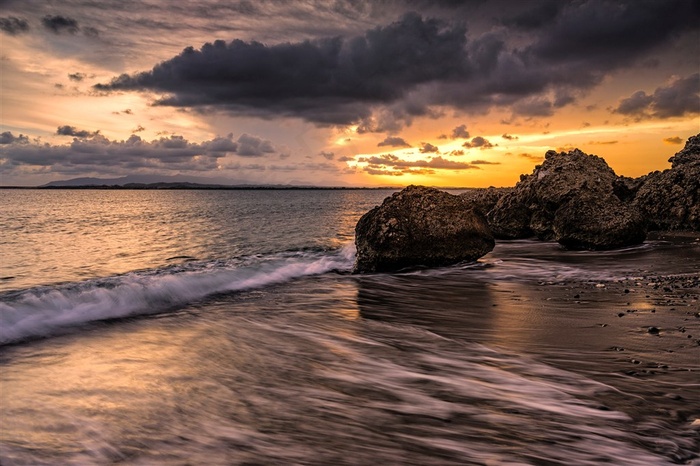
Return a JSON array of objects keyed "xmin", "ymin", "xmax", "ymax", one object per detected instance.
[{"xmin": 1, "ymin": 0, "xmax": 698, "ymax": 187}]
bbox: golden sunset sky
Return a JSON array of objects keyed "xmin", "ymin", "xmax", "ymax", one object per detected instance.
[{"xmin": 1, "ymin": 0, "xmax": 698, "ymax": 187}]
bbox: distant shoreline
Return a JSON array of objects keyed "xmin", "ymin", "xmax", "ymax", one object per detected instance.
[
  {"xmin": 0, "ymin": 184, "xmax": 480, "ymax": 190},
  {"xmin": 0, "ymin": 184, "xmax": 403, "ymax": 190}
]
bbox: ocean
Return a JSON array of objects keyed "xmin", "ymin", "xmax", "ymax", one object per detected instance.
[{"xmin": 1, "ymin": 189, "xmax": 699, "ymax": 465}]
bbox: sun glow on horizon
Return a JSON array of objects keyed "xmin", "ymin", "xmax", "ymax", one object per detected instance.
[{"xmin": 337, "ymin": 114, "xmax": 700, "ymax": 188}]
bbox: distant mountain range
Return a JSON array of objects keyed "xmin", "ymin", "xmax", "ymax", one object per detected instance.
[
  {"xmin": 32, "ymin": 175, "xmax": 381, "ymax": 189},
  {"xmin": 40, "ymin": 174, "xmax": 257, "ymax": 187}
]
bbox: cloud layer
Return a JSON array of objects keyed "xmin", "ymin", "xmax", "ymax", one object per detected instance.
[
  {"xmin": 614, "ymin": 73, "xmax": 699, "ymax": 119},
  {"xmin": 97, "ymin": 13, "xmax": 467, "ymax": 125},
  {"xmin": 0, "ymin": 16, "xmax": 29, "ymax": 35},
  {"xmin": 356, "ymin": 153, "xmax": 479, "ymax": 176},
  {"xmin": 0, "ymin": 132, "xmax": 261, "ymax": 175},
  {"xmin": 1, "ymin": 0, "xmax": 697, "ymax": 186},
  {"xmin": 95, "ymin": 2, "xmax": 699, "ymax": 129}
]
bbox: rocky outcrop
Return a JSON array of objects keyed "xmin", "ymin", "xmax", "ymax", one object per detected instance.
[
  {"xmin": 487, "ymin": 148, "xmax": 648, "ymax": 249},
  {"xmin": 458, "ymin": 187, "xmax": 513, "ymax": 217},
  {"xmin": 668, "ymin": 134, "xmax": 700, "ymax": 169},
  {"xmin": 354, "ymin": 185, "xmax": 494, "ymax": 273},
  {"xmin": 612, "ymin": 175, "xmax": 647, "ymax": 202},
  {"xmin": 352, "ymin": 136, "xmax": 698, "ymax": 273},
  {"xmin": 487, "ymin": 191, "xmax": 532, "ymax": 239},
  {"xmin": 634, "ymin": 135, "xmax": 700, "ymax": 231},
  {"xmin": 553, "ymin": 193, "xmax": 647, "ymax": 250}
]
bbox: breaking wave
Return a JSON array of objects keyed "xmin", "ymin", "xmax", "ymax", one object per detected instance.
[{"xmin": 0, "ymin": 245, "xmax": 356, "ymax": 345}]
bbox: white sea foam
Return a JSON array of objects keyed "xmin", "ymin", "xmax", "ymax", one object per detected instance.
[{"xmin": 0, "ymin": 245, "xmax": 356, "ymax": 344}]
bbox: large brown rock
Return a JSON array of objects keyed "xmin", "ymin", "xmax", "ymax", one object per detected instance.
[
  {"xmin": 486, "ymin": 148, "xmax": 648, "ymax": 248},
  {"xmin": 458, "ymin": 187, "xmax": 513, "ymax": 217},
  {"xmin": 634, "ymin": 135, "xmax": 700, "ymax": 231},
  {"xmin": 354, "ymin": 185, "xmax": 494, "ymax": 273},
  {"xmin": 553, "ymin": 194, "xmax": 647, "ymax": 250},
  {"xmin": 668, "ymin": 134, "xmax": 700, "ymax": 169},
  {"xmin": 488, "ymin": 149, "xmax": 620, "ymax": 240},
  {"xmin": 487, "ymin": 190, "xmax": 533, "ymax": 239}
]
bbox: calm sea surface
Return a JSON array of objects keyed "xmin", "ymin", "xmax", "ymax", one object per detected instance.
[{"xmin": 1, "ymin": 189, "xmax": 699, "ymax": 465}]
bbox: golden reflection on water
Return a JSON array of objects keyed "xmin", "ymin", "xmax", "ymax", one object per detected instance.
[
  {"xmin": 0, "ymin": 190, "xmax": 207, "ymax": 290},
  {"xmin": 1, "ymin": 189, "xmax": 391, "ymax": 291},
  {"xmin": 0, "ymin": 276, "xmax": 366, "ymax": 457},
  {"xmin": 0, "ymin": 322, "xmax": 203, "ymax": 452}
]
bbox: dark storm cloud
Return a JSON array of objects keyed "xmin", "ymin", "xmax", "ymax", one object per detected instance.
[
  {"xmin": 512, "ymin": 97, "xmax": 554, "ymax": 117},
  {"xmin": 508, "ymin": 89, "xmax": 573, "ymax": 117},
  {"xmin": 0, "ymin": 131, "xmax": 29, "ymax": 144},
  {"xmin": 90, "ymin": 3, "xmax": 700, "ymax": 128},
  {"xmin": 436, "ymin": 0, "xmax": 699, "ymax": 113},
  {"xmin": 553, "ymin": 90, "xmax": 576, "ymax": 108},
  {"xmin": 82, "ymin": 26, "xmax": 99, "ymax": 38},
  {"xmin": 419, "ymin": 142, "xmax": 439, "ymax": 153},
  {"xmin": 614, "ymin": 91, "xmax": 653, "ymax": 115},
  {"xmin": 95, "ymin": 13, "xmax": 468, "ymax": 124},
  {"xmin": 523, "ymin": 0, "xmax": 700, "ymax": 72},
  {"xmin": 56, "ymin": 125, "xmax": 97, "ymax": 138},
  {"xmin": 68, "ymin": 72, "xmax": 86, "ymax": 82},
  {"xmin": 377, "ymin": 136, "xmax": 410, "ymax": 147},
  {"xmin": 613, "ymin": 73, "xmax": 700, "ymax": 119},
  {"xmin": 451, "ymin": 124, "xmax": 470, "ymax": 139},
  {"xmin": 463, "ymin": 136, "xmax": 494, "ymax": 149},
  {"xmin": 320, "ymin": 151, "xmax": 335, "ymax": 160},
  {"xmin": 236, "ymin": 133, "xmax": 275, "ymax": 156},
  {"xmin": 355, "ymin": 99, "xmax": 442, "ymax": 134},
  {"xmin": 502, "ymin": 133, "xmax": 518, "ymax": 140},
  {"xmin": 42, "ymin": 15, "xmax": 79, "ymax": 35},
  {"xmin": 0, "ymin": 16, "xmax": 29, "ymax": 35},
  {"xmin": 502, "ymin": 1, "xmax": 562, "ymax": 30}
]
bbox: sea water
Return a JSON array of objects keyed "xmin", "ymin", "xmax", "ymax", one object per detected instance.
[{"xmin": 1, "ymin": 189, "xmax": 699, "ymax": 465}]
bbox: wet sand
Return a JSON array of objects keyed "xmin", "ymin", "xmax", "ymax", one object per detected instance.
[
  {"xmin": 354, "ymin": 236, "xmax": 700, "ymax": 463},
  {"xmin": 356, "ymin": 265, "xmax": 700, "ymax": 379}
]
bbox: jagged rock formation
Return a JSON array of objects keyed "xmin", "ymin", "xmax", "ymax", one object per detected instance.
[
  {"xmin": 634, "ymin": 135, "xmax": 700, "ymax": 231},
  {"xmin": 458, "ymin": 187, "xmax": 513, "ymax": 217},
  {"xmin": 354, "ymin": 186, "xmax": 494, "ymax": 273},
  {"xmin": 487, "ymin": 148, "xmax": 648, "ymax": 249},
  {"xmin": 668, "ymin": 134, "xmax": 700, "ymax": 169},
  {"xmin": 553, "ymin": 193, "xmax": 647, "ymax": 250}
]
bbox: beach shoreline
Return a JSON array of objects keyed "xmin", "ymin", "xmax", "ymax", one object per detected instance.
[
  {"xmin": 355, "ymin": 234, "xmax": 700, "ymax": 461},
  {"xmin": 2, "ymin": 235, "xmax": 698, "ymax": 464}
]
